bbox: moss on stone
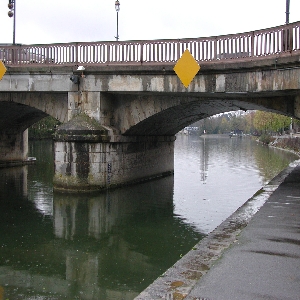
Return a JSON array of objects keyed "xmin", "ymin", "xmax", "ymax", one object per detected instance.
[{"xmin": 57, "ymin": 113, "xmax": 104, "ymax": 132}]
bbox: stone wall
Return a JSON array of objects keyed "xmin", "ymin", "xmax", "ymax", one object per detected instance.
[
  {"xmin": 53, "ymin": 137, "xmax": 175, "ymax": 192},
  {"xmin": 53, "ymin": 114, "xmax": 175, "ymax": 192}
]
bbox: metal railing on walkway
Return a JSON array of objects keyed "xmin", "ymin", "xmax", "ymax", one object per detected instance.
[{"xmin": 0, "ymin": 22, "xmax": 299, "ymax": 67}]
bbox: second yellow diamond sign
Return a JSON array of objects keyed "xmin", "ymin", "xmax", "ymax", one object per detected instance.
[
  {"xmin": 173, "ymin": 49, "xmax": 200, "ymax": 88},
  {"xmin": 0, "ymin": 60, "xmax": 7, "ymax": 81}
]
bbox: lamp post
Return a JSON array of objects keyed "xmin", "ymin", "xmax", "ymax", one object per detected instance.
[
  {"xmin": 286, "ymin": 0, "xmax": 290, "ymax": 24},
  {"xmin": 115, "ymin": 0, "xmax": 120, "ymax": 41},
  {"xmin": 8, "ymin": 0, "xmax": 16, "ymax": 45}
]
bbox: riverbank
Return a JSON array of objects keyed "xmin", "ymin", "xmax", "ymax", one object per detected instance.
[
  {"xmin": 135, "ymin": 138, "xmax": 300, "ymax": 300},
  {"xmin": 269, "ymin": 134, "xmax": 300, "ymax": 157}
]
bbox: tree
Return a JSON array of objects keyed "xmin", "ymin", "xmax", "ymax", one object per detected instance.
[
  {"xmin": 190, "ymin": 110, "xmax": 292, "ymax": 136},
  {"xmin": 253, "ymin": 111, "xmax": 291, "ymax": 134},
  {"xmin": 220, "ymin": 117, "xmax": 230, "ymax": 133},
  {"xmin": 253, "ymin": 111, "xmax": 269, "ymax": 133}
]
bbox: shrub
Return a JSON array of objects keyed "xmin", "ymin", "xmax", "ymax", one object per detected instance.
[{"xmin": 258, "ymin": 133, "xmax": 275, "ymax": 145}]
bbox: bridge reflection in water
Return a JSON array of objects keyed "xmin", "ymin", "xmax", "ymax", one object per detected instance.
[
  {"xmin": 0, "ymin": 140, "xmax": 203, "ymax": 299},
  {"xmin": 0, "ymin": 136, "xmax": 298, "ymax": 299}
]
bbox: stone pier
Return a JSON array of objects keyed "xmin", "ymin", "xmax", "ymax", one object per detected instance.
[
  {"xmin": 53, "ymin": 114, "xmax": 174, "ymax": 192},
  {"xmin": 0, "ymin": 129, "xmax": 28, "ymax": 167}
]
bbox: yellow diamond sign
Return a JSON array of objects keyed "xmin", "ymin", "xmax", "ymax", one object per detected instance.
[
  {"xmin": 173, "ymin": 49, "xmax": 200, "ymax": 88},
  {"xmin": 0, "ymin": 60, "xmax": 7, "ymax": 81}
]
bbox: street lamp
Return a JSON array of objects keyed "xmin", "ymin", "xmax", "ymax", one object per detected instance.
[
  {"xmin": 8, "ymin": 0, "xmax": 16, "ymax": 45},
  {"xmin": 115, "ymin": 0, "xmax": 120, "ymax": 41},
  {"xmin": 285, "ymin": 0, "xmax": 290, "ymax": 24}
]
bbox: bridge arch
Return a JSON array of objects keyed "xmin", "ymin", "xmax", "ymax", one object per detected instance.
[
  {"xmin": 0, "ymin": 92, "xmax": 68, "ymax": 163},
  {"xmin": 104, "ymin": 58, "xmax": 300, "ymax": 135},
  {"xmin": 110, "ymin": 95, "xmax": 296, "ymax": 136},
  {"xmin": 0, "ymin": 92, "xmax": 68, "ymax": 128},
  {"xmin": 0, "ymin": 101, "xmax": 48, "ymax": 133},
  {"xmin": 118, "ymin": 100, "xmax": 290, "ymax": 136}
]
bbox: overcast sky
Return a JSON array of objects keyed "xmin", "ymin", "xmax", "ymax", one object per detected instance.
[{"xmin": 1, "ymin": 0, "xmax": 300, "ymax": 45}]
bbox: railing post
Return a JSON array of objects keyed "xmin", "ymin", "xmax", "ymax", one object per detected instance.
[
  {"xmin": 107, "ymin": 44, "xmax": 111, "ymax": 65},
  {"xmin": 11, "ymin": 47, "xmax": 15, "ymax": 65},
  {"xmin": 214, "ymin": 37, "xmax": 218, "ymax": 60},
  {"xmin": 75, "ymin": 43, "xmax": 78, "ymax": 65},
  {"xmin": 177, "ymin": 39, "xmax": 180, "ymax": 61},
  {"xmin": 288, "ymin": 24, "xmax": 293, "ymax": 51},
  {"xmin": 251, "ymin": 31, "xmax": 255, "ymax": 57},
  {"xmin": 12, "ymin": 44, "xmax": 20, "ymax": 65},
  {"xmin": 281, "ymin": 24, "xmax": 293, "ymax": 52},
  {"xmin": 46, "ymin": 46, "xmax": 50, "ymax": 64},
  {"xmin": 140, "ymin": 42, "xmax": 144, "ymax": 64},
  {"xmin": 282, "ymin": 28, "xmax": 286, "ymax": 51}
]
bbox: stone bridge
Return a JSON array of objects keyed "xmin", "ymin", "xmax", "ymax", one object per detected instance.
[{"xmin": 0, "ymin": 22, "xmax": 300, "ymax": 191}]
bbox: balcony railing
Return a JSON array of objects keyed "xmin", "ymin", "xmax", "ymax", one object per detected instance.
[{"xmin": 0, "ymin": 22, "xmax": 299, "ymax": 67}]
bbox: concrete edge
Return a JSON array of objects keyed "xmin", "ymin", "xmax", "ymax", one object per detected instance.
[{"xmin": 134, "ymin": 160, "xmax": 300, "ymax": 300}]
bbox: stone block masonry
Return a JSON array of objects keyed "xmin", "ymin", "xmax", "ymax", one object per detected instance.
[
  {"xmin": 53, "ymin": 114, "xmax": 175, "ymax": 192},
  {"xmin": 54, "ymin": 139, "xmax": 174, "ymax": 192},
  {"xmin": 0, "ymin": 129, "xmax": 28, "ymax": 163}
]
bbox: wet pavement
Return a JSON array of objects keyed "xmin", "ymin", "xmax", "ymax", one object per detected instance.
[{"xmin": 135, "ymin": 162, "xmax": 300, "ymax": 300}]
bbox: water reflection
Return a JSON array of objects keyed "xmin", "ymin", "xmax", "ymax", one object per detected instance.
[
  {"xmin": 0, "ymin": 166, "xmax": 28, "ymax": 199},
  {"xmin": 28, "ymin": 140, "xmax": 54, "ymax": 216},
  {"xmin": 52, "ymin": 177, "xmax": 201, "ymax": 295},
  {"xmin": 199, "ymin": 136, "xmax": 208, "ymax": 182},
  {"xmin": 253, "ymin": 142, "xmax": 296, "ymax": 184},
  {"xmin": 0, "ymin": 151, "xmax": 202, "ymax": 299},
  {"xmin": 53, "ymin": 180, "xmax": 174, "ymax": 241},
  {"xmin": 0, "ymin": 136, "xmax": 298, "ymax": 300},
  {"xmin": 173, "ymin": 134, "xmax": 298, "ymax": 233}
]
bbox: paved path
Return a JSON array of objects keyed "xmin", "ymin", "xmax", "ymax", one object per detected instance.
[
  {"xmin": 135, "ymin": 163, "xmax": 300, "ymax": 300},
  {"xmin": 185, "ymin": 165, "xmax": 300, "ymax": 300}
]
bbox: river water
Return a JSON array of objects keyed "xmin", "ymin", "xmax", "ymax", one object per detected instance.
[{"xmin": 0, "ymin": 134, "xmax": 298, "ymax": 300}]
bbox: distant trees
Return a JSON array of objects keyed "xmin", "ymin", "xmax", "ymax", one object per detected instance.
[
  {"xmin": 253, "ymin": 111, "xmax": 291, "ymax": 134},
  {"xmin": 192, "ymin": 110, "xmax": 295, "ymax": 135},
  {"xmin": 29, "ymin": 111, "xmax": 297, "ymax": 140}
]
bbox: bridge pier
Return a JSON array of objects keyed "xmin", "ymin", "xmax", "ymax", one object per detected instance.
[
  {"xmin": 53, "ymin": 114, "xmax": 175, "ymax": 192},
  {"xmin": 0, "ymin": 129, "xmax": 29, "ymax": 167}
]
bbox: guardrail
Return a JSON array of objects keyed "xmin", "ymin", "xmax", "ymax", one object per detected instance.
[{"xmin": 0, "ymin": 22, "xmax": 299, "ymax": 67}]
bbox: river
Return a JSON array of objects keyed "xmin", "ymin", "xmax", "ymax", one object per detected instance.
[{"xmin": 0, "ymin": 134, "xmax": 298, "ymax": 300}]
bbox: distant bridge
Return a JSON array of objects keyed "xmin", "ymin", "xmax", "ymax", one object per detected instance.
[{"xmin": 0, "ymin": 22, "xmax": 300, "ymax": 192}]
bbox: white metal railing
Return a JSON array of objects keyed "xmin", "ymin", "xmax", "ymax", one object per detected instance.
[{"xmin": 0, "ymin": 22, "xmax": 299, "ymax": 67}]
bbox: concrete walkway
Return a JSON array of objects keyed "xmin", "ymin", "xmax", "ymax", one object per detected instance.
[{"xmin": 135, "ymin": 163, "xmax": 300, "ymax": 300}]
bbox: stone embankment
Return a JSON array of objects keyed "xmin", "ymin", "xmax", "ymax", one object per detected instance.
[{"xmin": 269, "ymin": 134, "xmax": 300, "ymax": 157}]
